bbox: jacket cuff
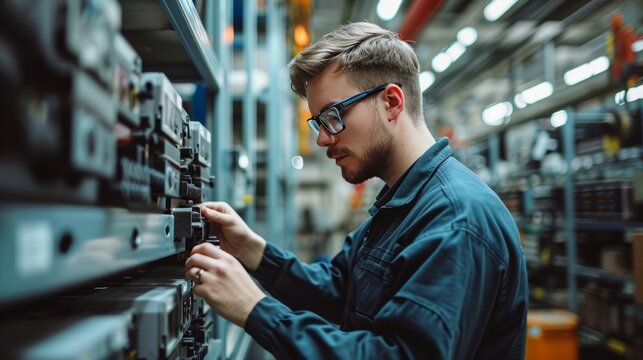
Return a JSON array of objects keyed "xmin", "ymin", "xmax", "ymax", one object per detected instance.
[
  {"xmin": 244, "ymin": 296, "xmax": 290, "ymax": 347},
  {"xmin": 250, "ymin": 242, "xmax": 286, "ymax": 284}
]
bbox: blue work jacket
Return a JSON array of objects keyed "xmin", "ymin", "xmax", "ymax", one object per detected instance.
[{"xmin": 245, "ymin": 138, "xmax": 528, "ymax": 359}]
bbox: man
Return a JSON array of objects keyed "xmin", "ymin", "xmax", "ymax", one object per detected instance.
[{"xmin": 186, "ymin": 22, "xmax": 528, "ymax": 359}]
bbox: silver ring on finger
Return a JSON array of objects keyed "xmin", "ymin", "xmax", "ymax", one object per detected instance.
[{"xmin": 195, "ymin": 268, "xmax": 204, "ymax": 284}]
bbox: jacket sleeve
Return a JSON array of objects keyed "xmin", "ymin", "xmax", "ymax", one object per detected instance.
[
  {"xmin": 249, "ymin": 232, "xmax": 359, "ymax": 323},
  {"xmin": 244, "ymin": 229, "xmax": 505, "ymax": 360},
  {"xmin": 244, "ymin": 295, "xmax": 451, "ymax": 359}
]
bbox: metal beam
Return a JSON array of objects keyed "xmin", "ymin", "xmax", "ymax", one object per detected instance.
[{"xmin": 160, "ymin": 0, "xmax": 224, "ymax": 89}]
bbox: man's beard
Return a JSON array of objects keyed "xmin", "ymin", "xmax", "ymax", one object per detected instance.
[{"xmin": 341, "ymin": 117, "xmax": 393, "ymax": 184}]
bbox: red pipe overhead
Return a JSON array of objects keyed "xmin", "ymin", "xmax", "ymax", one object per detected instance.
[{"xmin": 397, "ymin": 0, "xmax": 445, "ymax": 41}]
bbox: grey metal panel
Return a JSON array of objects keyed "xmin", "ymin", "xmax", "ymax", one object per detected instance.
[
  {"xmin": 160, "ymin": 0, "xmax": 224, "ymax": 90},
  {"xmin": 0, "ymin": 314, "xmax": 133, "ymax": 360},
  {"xmin": 0, "ymin": 205, "xmax": 180, "ymax": 304},
  {"xmin": 81, "ymin": 286, "xmax": 182, "ymax": 360}
]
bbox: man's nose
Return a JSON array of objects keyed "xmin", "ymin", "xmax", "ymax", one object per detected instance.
[{"xmin": 315, "ymin": 126, "xmax": 337, "ymax": 147}]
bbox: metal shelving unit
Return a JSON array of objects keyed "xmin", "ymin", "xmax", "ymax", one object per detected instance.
[
  {"xmin": 580, "ymin": 326, "xmax": 633, "ymax": 359},
  {"xmin": 0, "ymin": 205, "xmax": 177, "ymax": 304},
  {"xmin": 0, "ymin": 0, "xmax": 232, "ymax": 305},
  {"xmin": 453, "ymin": 2, "xmax": 642, "ymax": 353},
  {"xmin": 575, "ymin": 265, "xmax": 634, "ymax": 285},
  {"xmin": 1, "ymin": 0, "xmax": 235, "ymax": 358},
  {"xmin": 120, "ymin": 0, "xmax": 224, "ymax": 88}
]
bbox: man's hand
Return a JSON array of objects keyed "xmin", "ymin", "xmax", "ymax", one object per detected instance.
[
  {"xmin": 199, "ymin": 201, "xmax": 266, "ymax": 270},
  {"xmin": 186, "ymin": 243, "xmax": 266, "ymax": 328}
]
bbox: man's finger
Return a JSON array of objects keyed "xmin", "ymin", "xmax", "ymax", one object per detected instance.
[
  {"xmin": 185, "ymin": 252, "xmax": 218, "ymax": 270},
  {"xmin": 191, "ymin": 242, "xmax": 228, "ymax": 259},
  {"xmin": 186, "ymin": 266, "xmax": 207, "ymax": 284},
  {"xmin": 201, "ymin": 207, "xmax": 235, "ymax": 226},
  {"xmin": 198, "ymin": 202, "xmax": 228, "ymax": 212}
]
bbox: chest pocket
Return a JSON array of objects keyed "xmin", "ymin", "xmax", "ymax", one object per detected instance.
[{"xmin": 345, "ymin": 245, "xmax": 398, "ymax": 329}]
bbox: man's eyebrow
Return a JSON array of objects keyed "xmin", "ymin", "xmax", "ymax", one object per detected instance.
[{"xmin": 318, "ymin": 99, "xmax": 341, "ymax": 112}]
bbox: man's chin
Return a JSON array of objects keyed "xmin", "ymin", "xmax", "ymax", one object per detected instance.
[{"xmin": 341, "ymin": 168, "xmax": 372, "ymax": 185}]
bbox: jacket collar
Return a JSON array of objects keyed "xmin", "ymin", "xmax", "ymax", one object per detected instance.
[{"xmin": 369, "ymin": 137, "xmax": 453, "ymax": 215}]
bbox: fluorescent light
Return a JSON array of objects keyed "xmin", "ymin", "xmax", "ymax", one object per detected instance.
[
  {"xmin": 563, "ymin": 63, "xmax": 592, "ymax": 85},
  {"xmin": 519, "ymin": 81, "xmax": 553, "ymax": 104},
  {"xmin": 419, "ymin": 71, "xmax": 435, "ymax": 92},
  {"xmin": 445, "ymin": 42, "xmax": 466, "ymax": 62},
  {"xmin": 429, "ymin": 28, "xmax": 475, "ymax": 74},
  {"xmin": 550, "ymin": 110, "xmax": 568, "ymax": 128},
  {"xmin": 630, "ymin": 85, "xmax": 643, "ymax": 101},
  {"xmin": 377, "ymin": 0, "xmax": 403, "ymax": 21},
  {"xmin": 432, "ymin": 53, "xmax": 452, "ymax": 73},
  {"xmin": 615, "ymin": 90, "xmax": 625, "ymax": 105},
  {"xmin": 514, "ymin": 94, "xmax": 527, "ymax": 109},
  {"xmin": 457, "ymin": 27, "xmax": 478, "ymax": 46},
  {"xmin": 589, "ymin": 56, "xmax": 609, "ymax": 73},
  {"xmin": 564, "ymin": 56, "xmax": 610, "ymax": 86},
  {"xmin": 633, "ymin": 39, "xmax": 643, "ymax": 53},
  {"xmin": 613, "ymin": 85, "xmax": 643, "ymax": 105},
  {"xmin": 482, "ymin": 101, "xmax": 513, "ymax": 126},
  {"xmin": 484, "ymin": 0, "xmax": 519, "ymax": 22}
]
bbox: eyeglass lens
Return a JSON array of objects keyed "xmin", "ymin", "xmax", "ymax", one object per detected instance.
[{"xmin": 319, "ymin": 107, "xmax": 343, "ymax": 134}]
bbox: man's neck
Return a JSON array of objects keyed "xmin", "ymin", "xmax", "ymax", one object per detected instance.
[{"xmin": 381, "ymin": 123, "xmax": 435, "ymax": 187}]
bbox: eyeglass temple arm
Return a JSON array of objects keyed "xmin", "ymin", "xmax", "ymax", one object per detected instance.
[{"xmin": 336, "ymin": 87, "xmax": 380, "ymax": 110}]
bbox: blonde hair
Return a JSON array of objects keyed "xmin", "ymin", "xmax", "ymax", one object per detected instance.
[{"xmin": 289, "ymin": 22, "xmax": 423, "ymax": 122}]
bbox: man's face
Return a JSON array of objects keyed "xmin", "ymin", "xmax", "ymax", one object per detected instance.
[{"xmin": 306, "ymin": 69, "xmax": 393, "ymax": 184}]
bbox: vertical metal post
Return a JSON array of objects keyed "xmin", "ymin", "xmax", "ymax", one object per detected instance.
[
  {"xmin": 243, "ymin": 0, "xmax": 257, "ymax": 228},
  {"xmin": 562, "ymin": 106, "xmax": 578, "ymax": 313},
  {"xmin": 266, "ymin": 0, "xmax": 282, "ymax": 246},
  {"xmin": 205, "ymin": 1, "xmax": 232, "ymax": 352},
  {"xmin": 279, "ymin": 6, "xmax": 296, "ymax": 251},
  {"xmin": 208, "ymin": 0, "xmax": 232, "ymax": 204}
]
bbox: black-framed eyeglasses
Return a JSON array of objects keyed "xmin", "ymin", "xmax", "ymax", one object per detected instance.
[{"xmin": 307, "ymin": 83, "xmax": 396, "ymax": 135}]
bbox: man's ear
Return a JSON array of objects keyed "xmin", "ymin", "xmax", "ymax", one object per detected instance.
[{"xmin": 382, "ymin": 84, "xmax": 404, "ymax": 122}]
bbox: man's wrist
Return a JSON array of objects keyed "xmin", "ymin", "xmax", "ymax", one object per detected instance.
[
  {"xmin": 242, "ymin": 233, "xmax": 266, "ymax": 271},
  {"xmin": 239, "ymin": 293, "xmax": 267, "ymax": 328}
]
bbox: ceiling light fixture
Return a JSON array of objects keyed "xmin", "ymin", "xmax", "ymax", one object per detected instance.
[
  {"xmin": 457, "ymin": 27, "xmax": 478, "ymax": 46},
  {"xmin": 482, "ymin": 101, "xmax": 513, "ymax": 126},
  {"xmin": 518, "ymin": 81, "xmax": 553, "ymax": 105},
  {"xmin": 445, "ymin": 42, "xmax": 466, "ymax": 62},
  {"xmin": 633, "ymin": 39, "xmax": 643, "ymax": 53},
  {"xmin": 513, "ymin": 94, "xmax": 527, "ymax": 109},
  {"xmin": 483, "ymin": 0, "xmax": 519, "ymax": 22},
  {"xmin": 419, "ymin": 71, "xmax": 435, "ymax": 92},
  {"xmin": 563, "ymin": 56, "xmax": 610, "ymax": 86},
  {"xmin": 550, "ymin": 110, "xmax": 568, "ymax": 128},
  {"xmin": 432, "ymin": 53, "xmax": 452, "ymax": 73},
  {"xmin": 614, "ymin": 85, "xmax": 643, "ymax": 104},
  {"xmin": 377, "ymin": 0, "xmax": 403, "ymax": 21}
]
